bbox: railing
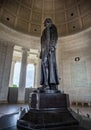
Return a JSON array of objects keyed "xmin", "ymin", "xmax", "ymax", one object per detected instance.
[
  {"xmin": 8, "ymin": 87, "xmax": 35, "ymax": 103},
  {"xmin": 69, "ymin": 95, "xmax": 91, "ymax": 107}
]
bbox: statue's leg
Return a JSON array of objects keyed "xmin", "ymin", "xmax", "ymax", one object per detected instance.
[
  {"xmin": 43, "ymin": 63, "xmax": 48, "ymax": 86},
  {"xmin": 42, "ymin": 60, "xmax": 50, "ymax": 89}
]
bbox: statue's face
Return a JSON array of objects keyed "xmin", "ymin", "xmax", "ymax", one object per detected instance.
[
  {"xmin": 44, "ymin": 18, "xmax": 52, "ymax": 27},
  {"xmin": 44, "ymin": 22, "xmax": 51, "ymax": 27}
]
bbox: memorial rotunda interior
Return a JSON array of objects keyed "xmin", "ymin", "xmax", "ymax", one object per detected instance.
[{"xmin": 0, "ymin": 0, "xmax": 91, "ymax": 123}]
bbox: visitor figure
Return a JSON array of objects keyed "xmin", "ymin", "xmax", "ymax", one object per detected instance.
[{"xmin": 40, "ymin": 18, "xmax": 59, "ymax": 90}]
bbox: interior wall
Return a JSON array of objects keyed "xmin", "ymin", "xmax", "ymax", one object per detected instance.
[
  {"xmin": 0, "ymin": 23, "xmax": 91, "ymax": 104},
  {"xmin": 58, "ymin": 28, "xmax": 91, "ymax": 105}
]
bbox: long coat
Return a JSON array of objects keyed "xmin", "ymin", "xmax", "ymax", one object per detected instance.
[{"xmin": 40, "ymin": 24, "xmax": 59, "ymax": 87}]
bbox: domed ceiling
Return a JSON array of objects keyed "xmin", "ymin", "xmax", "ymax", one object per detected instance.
[{"xmin": 0, "ymin": 0, "xmax": 91, "ymax": 37}]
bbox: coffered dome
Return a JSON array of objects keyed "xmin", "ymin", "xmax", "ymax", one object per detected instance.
[{"xmin": 0, "ymin": 0, "xmax": 91, "ymax": 37}]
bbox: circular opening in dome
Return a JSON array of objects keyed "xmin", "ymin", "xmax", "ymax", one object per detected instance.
[
  {"xmin": 6, "ymin": 17, "xmax": 10, "ymax": 21},
  {"xmin": 71, "ymin": 13, "xmax": 74, "ymax": 16},
  {"xmin": 73, "ymin": 26, "xmax": 75, "ymax": 29},
  {"xmin": 34, "ymin": 29, "xmax": 37, "ymax": 32}
]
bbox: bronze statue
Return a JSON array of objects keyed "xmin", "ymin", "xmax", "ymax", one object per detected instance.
[
  {"xmin": 40, "ymin": 18, "xmax": 59, "ymax": 90},
  {"xmin": 17, "ymin": 19, "xmax": 79, "ymax": 130}
]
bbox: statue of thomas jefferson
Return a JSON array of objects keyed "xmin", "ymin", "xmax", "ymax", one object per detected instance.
[{"xmin": 40, "ymin": 18, "xmax": 59, "ymax": 90}]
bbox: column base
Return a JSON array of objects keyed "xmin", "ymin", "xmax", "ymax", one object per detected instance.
[
  {"xmin": 0, "ymin": 100, "xmax": 8, "ymax": 104},
  {"xmin": 17, "ymin": 100, "xmax": 25, "ymax": 104}
]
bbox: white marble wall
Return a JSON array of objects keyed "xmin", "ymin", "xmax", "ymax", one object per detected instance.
[
  {"xmin": 0, "ymin": 23, "xmax": 91, "ymax": 104},
  {"xmin": 58, "ymin": 28, "xmax": 91, "ymax": 104}
]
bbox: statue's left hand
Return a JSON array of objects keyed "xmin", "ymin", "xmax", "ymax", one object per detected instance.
[{"xmin": 50, "ymin": 46, "xmax": 55, "ymax": 52}]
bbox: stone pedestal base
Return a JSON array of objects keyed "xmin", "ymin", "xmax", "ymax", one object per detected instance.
[{"xmin": 17, "ymin": 90, "xmax": 79, "ymax": 130}]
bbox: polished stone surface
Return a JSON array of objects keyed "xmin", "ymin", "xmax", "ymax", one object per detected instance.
[
  {"xmin": 0, "ymin": 104, "xmax": 28, "ymax": 117},
  {"xmin": 0, "ymin": 113, "xmax": 18, "ymax": 130},
  {"xmin": 0, "ymin": 104, "xmax": 90, "ymax": 130},
  {"xmin": 0, "ymin": 113, "xmax": 87, "ymax": 130},
  {"xmin": 0, "ymin": 104, "xmax": 91, "ymax": 118},
  {"xmin": 17, "ymin": 92, "xmax": 80, "ymax": 130},
  {"xmin": 30, "ymin": 92, "xmax": 69, "ymax": 109}
]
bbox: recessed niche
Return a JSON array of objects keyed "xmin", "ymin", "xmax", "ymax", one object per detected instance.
[
  {"xmin": 34, "ymin": 29, "xmax": 37, "ymax": 31},
  {"xmin": 73, "ymin": 26, "xmax": 75, "ymax": 29},
  {"xmin": 75, "ymin": 57, "xmax": 80, "ymax": 61},
  {"xmin": 6, "ymin": 17, "xmax": 10, "ymax": 21},
  {"xmin": 0, "ymin": 0, "xmax": 3, "ymax": 4},
  {"xmin": 71, "ymin": 13, "xmax": 74, "ymax": 16}
]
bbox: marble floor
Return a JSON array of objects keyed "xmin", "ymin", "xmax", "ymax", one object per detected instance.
[
  {"xmin": 71, "ymin": 106, "xmax": 91, "ymax": 117},
  {"xmin": 0, "ymin": 104, "xmax": 28, "ymax": 117},
  {"xmin": 0, "ymin": 104, "xmax": 90, "ymax": 130},
  {"xmin": 0, "ymin": 104, "xmax": 91, "ymax": 118}
]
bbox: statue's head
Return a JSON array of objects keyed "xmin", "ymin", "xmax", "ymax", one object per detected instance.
[{"xmin": 44, "ymin": 18, "xmax": 52, "ymax": 27}]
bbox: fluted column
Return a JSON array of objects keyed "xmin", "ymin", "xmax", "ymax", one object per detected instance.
[
  {"xmin": 9, "ymin": 60, "xmax": 16, "ymax": 87},
  {"xmin": 0, "ymin": 42, "xmax": 14, "ymax": 103},
  {"xmin": 34, "ymin": 63, "xmax": 37, "ymax": 88},
  {"xmin": 34, "ymin": 59, "xmax": 41, "ymax": 88},
  {"xmin": 18, "ymin": 48, "xmax": 28, "ymax": 103}
]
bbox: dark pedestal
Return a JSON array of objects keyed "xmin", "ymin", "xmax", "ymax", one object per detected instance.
[{"xmin": 17, "ymin": 90, "xmax": 79, "ymax": 130}]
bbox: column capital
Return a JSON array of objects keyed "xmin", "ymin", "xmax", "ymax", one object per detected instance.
[
  {"xmin": 0, "ymin": 41, "xmax": 15, "ymax": 47},
  {"xmin": 34, "ymin": 63, "xmax": 37, "ymax": 66},
  {"xmin": 13, "ymin": 57, "xmax": 21, "ymax": 62},
  {"xmin": 21, "ymin": 48, "xmax": 30, "ymax": 57},
  {"xmin": 22, "ymin": 47, "xmax": 30, "ymax": 52}
]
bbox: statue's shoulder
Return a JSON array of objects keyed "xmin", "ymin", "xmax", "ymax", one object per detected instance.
[
  {"xmin": 50, "ymin": 24, "xmax": 57, "ymax": 31},
  {"xmin": 51, "ymin": 24, "xmax": 57, "ymax": 28},
  {"xmin": 41, "ymin": 28, "xmax": 46, "ymax": 36}
]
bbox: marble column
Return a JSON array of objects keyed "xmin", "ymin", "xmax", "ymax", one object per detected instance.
[
  {"xmin": 34, "ymin": 63, "xmax": 37, "ymax": 88},
  {"xmin": 9, "ymin": 60, "xmax": 16, "ymax": 87},
  {"xmin": 0, "ymin": 42, "xmax": 14, "ymax": 103},
  {"xmin": 57, "ymin": 41, "xmax": 64, "ymax": 92},
  {"xmin": 18, "ymin": 48, "xmax": 28, "ymax": 103},
  {"xmin": 34, "ymin": 59, "xmax": 41, "ymax": 88}
]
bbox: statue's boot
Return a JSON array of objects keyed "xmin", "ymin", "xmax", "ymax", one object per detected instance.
[{"xmin": 44, "ymin": 85, "xmax": 50, "ymax": 90}]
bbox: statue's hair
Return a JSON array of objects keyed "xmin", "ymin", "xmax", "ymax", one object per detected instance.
[{"xmin": 44, "ymin": 18, "xmax": 52, "ymax": 24}]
